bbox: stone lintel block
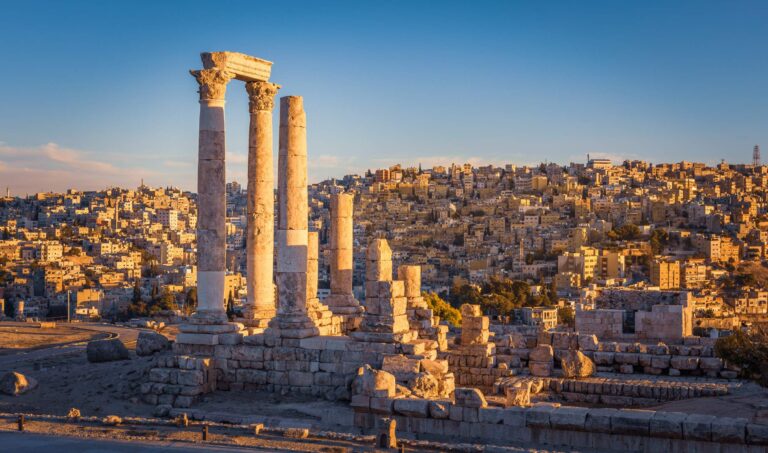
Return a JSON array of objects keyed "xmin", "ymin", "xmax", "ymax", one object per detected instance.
[
  {"xmin": 650, "ymin": 411, "xmax": 686, "ymax": 439},
  {"xmin": 611, "ymin": 409, "xmax": 654, "ymax": 436},
  {"xmin": 201, "ymin": 51, "xmax": 272, "ymax": 82}
]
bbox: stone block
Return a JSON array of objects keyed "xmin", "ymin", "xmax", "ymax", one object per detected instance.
[
  {"xmin": 683, "ymin": 413, "xmax": 714, "ymax": 441},
  {"xmin": 429, "ymin": 401, "xmax": 450, "ymax": 419},
  {"xmin": 525, "ymin": 405, "xmax": 554, "ymax": 428},
  {"xmin": 176, "ymin": 333, "xmax": 218, "ymax": 345},
  {"xmin": 529, "ymin": 361, "xmax": 552, "ymax": 377},
  {"xmin": 478, "ymin": 407, "xmax": 504, "ymax": 424},
  {"xmin": 393, "ymin": 398, "xmax": 430, "ymax": 417},
  {"xmin": 454, "ymin": 387, "xmax": 487, "ymax": 408},
  {"xmin": 382, "ymin": 355, "xmax": 420, "ymax": 376},
  {"xmin": 549, "ymin": 407, "xmax": 589, "ymax": 431},
  {"xmin": 578, "ymin": 334, "xmax": 598, "ymax": 351},
  {"xmin": 747, "ymin": 423, "xmax": 768, "ymax": 445},
  {"xmin": 502, "ymin": 407, "xmax": 527, "ymax": 427},
  {"xmin": 670, "ymin": 356, "xmax": 698, "ymax": 371},
  {"xmin": 710, "ymin": 416, "xmax": 747, "ymax": 444},
  {"xmin": 611, "ymin": 409, "xmax": 654, "ymax": 436},
  {"xmin": 650, "ymin": 411, "xmax": 686, "ymax": 439},
  {"xmin": 593, "ymin": 351, "xmax": 615, "ymax": 365},
  {"xmin": 529, "ymin": 344, "xmax": 554, "ymax": 362},
  {"xmin": 369, "ymin": 397, "xmax": 394, "ymax": 414},
  {"xmin": 460, "ymin": 304, "xmax": 482, "ymax": 317},
  {"xmin": 585, "ymin": 408, "xmax": 618, "ymax": 434}
]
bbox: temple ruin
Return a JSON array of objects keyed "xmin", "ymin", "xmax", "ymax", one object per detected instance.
[{"xmin": 140, "ymin": 52, "xmax": 765, "ymax": 451}]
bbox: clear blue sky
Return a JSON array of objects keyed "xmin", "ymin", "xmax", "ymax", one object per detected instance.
[{"xmin": 1, "ymin": 0, "xmax": 766, "ymax": 193}]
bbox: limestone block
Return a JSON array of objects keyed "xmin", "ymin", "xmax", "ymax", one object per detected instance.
[
  {"xmin": 585, "ymin": 408, "xmax": 618, "ymax": 434},
  {"xmin": 176, "ymin": 333, "xmax": 219, "ymax": 346},
  {"xmin": 367, "ymin": 239, "xmax": 392, "ymax": 261},
  {"xmin": 651, "ymin": 355, "xmax": 671, "ymax": 369},
  {"xmin": 699, "ymin": 357, "xmax": 723, "ymax": 370},
  {"xmin": 420, "ymin": 359, "xmax": 449, "ymax": 376},
  {"xmin": 649, "ymin": 411, "xmax": 686, "ymax": 439},
  {"xmin": 683, "ymin": 413, "xmax": 714, "ymax": 441},
  {"xmin": 369, "ymin": 397, "xmax": 394, "ymax": 414},
  {"xmin": 525, "ymin": 405, "xmax": 555, "ymax": 428},
  {"xmin": 560, "ymin": 350, "xmax": 595, "ymax": 378},
  {"xmin": 397, "ymin": 265, "xmax": 422, "ymax": 298},
  {"xmin": 382, "ymin": 355, "xmax": 420, "ymax": 376},
  {"xmin": 549, "ymin": 407, "xmax": 589, "ymax": 431},
  {"xmin": 592, "ymin": 351, "xmax": 615, "ymax": 365},
  {"xmin": 746, "ymin": 423, "xmax": 768, "ymax": 445},
  {"xmin": 529, "ymin": 344, "xmax": 554, "ymax": 362},
  {"xmin": 614, "ymin": 352, "xmax": 639, "ymax": 365},
  {"xmin": 422, "ymin": 401, "xmax": 447, "ymax": 420},
  {"xmin": 670, "ymin": 356, "xmax": 698, "ymax": 371},
  {"xmin": 710, "ymin": 416, "xmax": 747, "ymax": 444},
  {"xmin": 460, "ymin": 304, "xmax": 482, "ymax": 317},
  {"xmin": 529, "ymin": 361, "xmax": 552, "ymax": 377},
  {"xmin": 453, "ymin": 387, "xmax": 487, "ymax": 408},
  {"xmin": 504, "ymin": 384, "xmax": 530, "ymax": 407},
  {"xmin": 393, "ymin": 398, "xmax": 430, "ymax": 417},
  {"xmin": 610, "ymin": 409, "xmax": 654, "ymax": 436},
  {"xmin": 619, "ymin": 364, "xmax": 634, "ymax": 374}
]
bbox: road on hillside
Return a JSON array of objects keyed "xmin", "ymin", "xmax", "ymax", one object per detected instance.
[
  {"xmin": 0, "ymin": 432, "xmax": 287, "ymax": 452},
  {"xmin": 0, "ymin": 322, "xmax": 143, "ymax": 372}
]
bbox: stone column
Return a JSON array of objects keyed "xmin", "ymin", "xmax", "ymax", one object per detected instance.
[
  {"xmin": 397, "ymin": 265, "xmax": 427, "ymax": 309},
  {"xmin": 244, "ymin": 81, "xmax": 279, "ymax": 330},
  {"xmin": 307, "ymin": 231, "xmax": 319, "ymax": 300},
  {"xmin": 325, "ymin": 193, "xmax": 363, "ymax": 329},
  {"xmin": 190, "ymin": 68, "xmax": 233, "ymax": 323}
]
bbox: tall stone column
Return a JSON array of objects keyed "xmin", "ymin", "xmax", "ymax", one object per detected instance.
[
  {"xmin": 326, "ymin": 192, "xmax": 363, "ymax": 331},
  {"xmin": 243, "ymin": 81, "xmax": 279, "ymax": 331},
  {"xmin": 190, "ymin": 68, "xmax": 233, "ymax": 323},
  {"xmin": 270, "ymin": 96, "xmax": 340, "ymax": 339}
]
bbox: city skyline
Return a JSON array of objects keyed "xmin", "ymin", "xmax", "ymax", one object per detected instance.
[{"xmin": 1, "ymin": 0, "xmax": 767, "ymax": 194}]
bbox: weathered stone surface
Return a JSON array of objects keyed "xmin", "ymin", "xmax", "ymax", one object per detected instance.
[
  {"xmin": 529, "ymin": 344, "xmax": 554, "ymax": 362},
  {"xmin": 86, "ymin": 338, "xmax": 130, "ymax": 363},
  {"xmin": 650, "ymin": 411, "xmax": 686, "ymax": 439},
  {"xmin": 429, "ymin": 401, "xmax": 450, "ymax": 419},
  {"xmin": 710, "ymin": 416, "xmax": 747, "ymax": 443},
  {"xmin": 683, "ymin": 413, "xmax": 714, "ymax": 441},
  {"xmin": 549, "ymin": 407, "xmax": 589, "ymax": 431},
  {"xmin": 0, "ymin": 371, "xmax": 37, "ymax": 396},
  {"xmin": 560, "ymin": 350, "xmax": 595, "ymax": 378},
  {"xmin": 610, "ymin": 409, "xmax": 654, "ymax": 436},
  {"xmin": 529, "ymin": 361, "xmax": 552, "ymax": 377},
  {"xmin": 352, "ymin": 365, "xmax": 395, "ymax": 398},
  {"xmin": 578, "ymin": 334, "xmax": 598, "ymax": 351},
  {"xmin": 585, "ymin": 408, "xmax": 617, "ymax": 433},
  {"xmin": 454, "ymin": 387, "xmax": 487, "ymax": 408},
  {"xmin": 409, "ymin": 372, "xmax": 440, "ymax": 399},
  {"xmin": 136, "ymin": 331, "xmax": 171, "ymax": 356},
  {"xmin": 393, "ymin": 398, "xmax": 430, "ymax": 417},
  {"xmin": 504, "ymin": 383, "xmax": 530, "ymax": 407}
]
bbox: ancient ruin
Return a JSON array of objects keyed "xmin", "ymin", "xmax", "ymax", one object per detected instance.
[{"xmin": 137, "ymin": 51, "xmax": 768, "ymax": 451}]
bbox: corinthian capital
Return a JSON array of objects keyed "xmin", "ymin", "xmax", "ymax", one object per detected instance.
[
  {"xmin": 190, "ymin": 68, "xmax": 234, "ymax": 101},
  {"xmin": 245, "ymin": 81, "xmax": 281, "ymax": 112}
]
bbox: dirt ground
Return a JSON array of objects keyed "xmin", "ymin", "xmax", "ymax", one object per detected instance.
[{"xmin": 0, "ymin": 324, "xmax": 100, "ymax": 354}]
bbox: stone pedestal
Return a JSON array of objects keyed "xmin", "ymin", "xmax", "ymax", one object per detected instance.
[
  {"xmin": 398, "ymin": 264, "xmax": 448, "ymax": 351},
  {"xmin": 242, "ymin": 81, "xmax": 279, "ymax": 333},
  {"xmin": 325, "ymin": 193, "xmax": 363, "ymax": 332}
]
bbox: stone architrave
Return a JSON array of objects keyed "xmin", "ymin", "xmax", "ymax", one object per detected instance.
[
  {"xmin": 190, "ymin": 67, "xmax": 234, "ymax": 323},
  {"xmin": 243, "ymin": 81, "xmax": 279, "ymax": 330}
]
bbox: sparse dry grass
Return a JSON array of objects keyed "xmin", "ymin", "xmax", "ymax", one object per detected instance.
[{"xmin": 0, "ymin": 325, "xmax": 97, "ymax": 353}]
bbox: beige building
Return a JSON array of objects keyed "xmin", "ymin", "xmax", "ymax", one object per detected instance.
[{"xmin": 650, "ymin": 258, "xmax": 680, "ymax": 289}]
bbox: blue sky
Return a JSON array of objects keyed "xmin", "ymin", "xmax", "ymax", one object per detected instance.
[{"xmin": 1, "ymin": 0, "xmax": 766, "ymax": 193}]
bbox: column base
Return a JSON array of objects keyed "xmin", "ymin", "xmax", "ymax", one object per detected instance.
[
  {"xmin": 238, "ymin": 307, "xmax": 276, "ymax": 334},
  {"xmin": 324, "ymin": 294, "xmax": 363, "ymax": 334},
  {"xmin": 266, "ymin": 299, "xmax": 343, "ymax": 338},
  {"xmin": 177, "ymin": 312, "xmax": 244, "ymax": 346}
]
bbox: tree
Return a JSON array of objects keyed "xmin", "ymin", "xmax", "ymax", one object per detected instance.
[
  {"xmin": 132, "ymin": 280, "xmax": 142, "ymax": 304},
  {"xmin": 715, "ymin": 329, "xmax": 768, "ymax": 385},
  {"xmin": 185, "ymin": 287, "xmax": 197, "ymax": 314},
  {"xmin": 423, "ymin": 292, "xmax": 461, "ymax": 327},
  {"xmin": 226, "ymin": 289, "xmax": 235, "ymax": 319},
  {"xmin": 649, "ymin": 228, "xmax": 669, "ymax": 255},
  {"xmin": 558, "ymin": 306, "xmax": 575, "ymax": 328}
]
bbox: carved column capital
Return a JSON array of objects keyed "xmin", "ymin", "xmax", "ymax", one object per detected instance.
[
  {"xmin": 245, "ymin": 81, "xmax": 281, "ymax": 113},
  {"xmin": 190, "ymin": 68, "xmax": 234, "ymax": 101}
]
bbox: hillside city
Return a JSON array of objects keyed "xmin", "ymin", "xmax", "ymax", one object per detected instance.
[{"xmin": 1, "ymin": 154, "xmax": 766, "ymax": 337}]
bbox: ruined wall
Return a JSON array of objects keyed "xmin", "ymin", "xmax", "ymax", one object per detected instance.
[
  {"xmin": 575, "ymin": 309, "xmax": 625, "ymax": 339},
  {"xmin": 353, "ymin": 397, "xmax": 768, "ymax": 451}
]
